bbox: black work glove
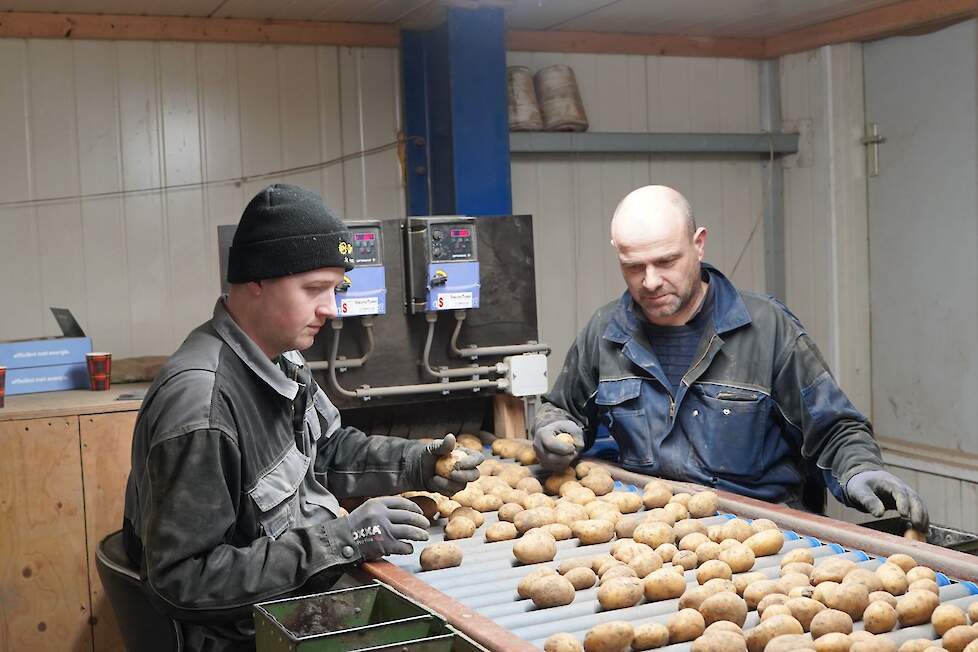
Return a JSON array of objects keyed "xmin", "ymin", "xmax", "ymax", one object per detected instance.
[
  {"xmin": 346, "ymin": 496, "xmax": 430, "ymax": 560},
  {"xmin": 419, "ymin": 434, "xmax": 483, "ymax": 495},
  {"xmin": 845, "ymin": 469, "xmax": 929, "ymax": 531},
  {"xmin": 532, "ymin": 419, "xmax": 584, "ymax": 471}
]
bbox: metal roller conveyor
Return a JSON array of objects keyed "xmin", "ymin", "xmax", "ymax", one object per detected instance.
[{"xmin": 361, "ymin": 459, "xmax": 978, "ymax": 652}]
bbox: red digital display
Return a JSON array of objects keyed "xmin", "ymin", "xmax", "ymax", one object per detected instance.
[
  {"xmin": 450, "ymin": 228, "xmax": 470, "ymax": 238},
  {"xmin": 354, "ymin": 232, "xmax": 375, "ymax": 241}
]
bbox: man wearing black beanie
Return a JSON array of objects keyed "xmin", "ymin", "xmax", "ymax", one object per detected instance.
[{"xmin": 122, "ymin": 184, "xmax": 482, "ymax": 651}]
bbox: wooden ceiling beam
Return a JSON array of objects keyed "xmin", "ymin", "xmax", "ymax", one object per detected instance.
[
  {"xmin": 0, "ymin": 11, "xmax": 400, "ymax": 47},
  {"xmin": 764, "ymin": 0, "xmax": 977, "ymax": 58},
  {"xmin": 506, "ymin": 30, "xmax": 767, "ymax": 59}
]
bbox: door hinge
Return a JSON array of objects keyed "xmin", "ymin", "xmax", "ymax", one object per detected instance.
[{"xmin": 862, "ymin": 122, "xmax": 886, "ymax": 178}]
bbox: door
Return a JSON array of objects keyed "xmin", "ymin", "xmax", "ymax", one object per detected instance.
[{"xmin": 864, "ymin": 22, "xmax": 978, "ymax": 457}]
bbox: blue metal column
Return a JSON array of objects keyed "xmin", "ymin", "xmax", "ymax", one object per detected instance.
[{"xmin": 401, "ymin": 6, "xmax": 512, "ymax": 216}]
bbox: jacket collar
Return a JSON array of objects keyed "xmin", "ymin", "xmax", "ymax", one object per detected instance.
[
  {"xmin": 604, "ymin": 263, "xmax": 751, "ymax": 344},
  {"xmin": 211, "ymin": 297, "xmax": 300, "ymax": 400}
]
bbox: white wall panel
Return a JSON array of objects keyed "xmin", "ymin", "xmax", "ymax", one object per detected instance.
[
  {"xmin": 0, "ymin": 40, "xmax": 403, "ymax": 358},
  {"xmin": 509, "ymin": 52, "xmax": 766, "ymax": 381}
]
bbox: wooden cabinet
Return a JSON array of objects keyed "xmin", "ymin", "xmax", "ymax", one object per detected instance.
[{"xmin": 0, "ymin": 387, "xmax": 146, "ymax": 652}]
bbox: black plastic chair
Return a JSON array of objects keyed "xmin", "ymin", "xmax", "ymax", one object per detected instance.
[{"xmin": 95, "ymin": 529, "xmax": 183, "ymax": 652}]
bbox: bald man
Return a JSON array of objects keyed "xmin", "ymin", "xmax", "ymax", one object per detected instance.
[{"xmin": 533, "ymin": 185, "xmax": 928, "ymax": 528}]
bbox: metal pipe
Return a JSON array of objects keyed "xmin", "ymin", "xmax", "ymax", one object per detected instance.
[
  {"xmin": 307, "ymin": 317, "xmax": 375, "ymax": 372},
  {"xmin": 421, "ymin": 312, "xmax": 503, "ymax": 379},
  {"xmin": 449, "ymin": 310, "xmax": 550, "ymax": 358},
  {"xmin": 353, "ymin": 377, "xmax": 505, "ymax": 400},
  {"xmin": 324, "ymin": 322, "xmax": 359, "ymax": 399}
]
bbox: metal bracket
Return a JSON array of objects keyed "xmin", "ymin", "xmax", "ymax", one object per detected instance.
[{"xmin": 862, "ymin": 122, "xmax": 886, "ymax": 178}]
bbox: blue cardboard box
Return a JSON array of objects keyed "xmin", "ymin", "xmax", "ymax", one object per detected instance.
[
  {"xmin": 0, "ymin": 337, "xmax": 92, "ymax": 369},
  {"xmin": 5, "ymin": 362, "xmax": 89, "ymax": 395}
]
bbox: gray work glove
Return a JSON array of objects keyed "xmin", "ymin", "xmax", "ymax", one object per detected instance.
[
  {"xmin": 532, "ymin": 419, "xmax": 584, "ymax": 471},
  {"xmin": 346, "ymin": 496, "xmax": 430, "ymax": 560},
  {"xmin": 845, "ymin": 469, "xmax": 929, "ymax": 531},
  {"xmin": 419, "ymin": 434, "xmax": 484, "ymax": 495}
]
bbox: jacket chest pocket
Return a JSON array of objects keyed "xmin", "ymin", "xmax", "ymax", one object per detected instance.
[
  {"xmin": 684, "ymin": 384, "xmax": 771, "ymax": 479},
  {"xmin": 248, "ymin": 444, "xmax": 310, "ymax": 539},
  {"xmin": 596, "ymin": 378, "xmax": 655, "ymax": 466}
]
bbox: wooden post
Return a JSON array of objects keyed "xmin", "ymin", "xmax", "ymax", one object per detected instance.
[{"xmin": 493, "ymin": 394, "xmax": 526, "ymax": 440}]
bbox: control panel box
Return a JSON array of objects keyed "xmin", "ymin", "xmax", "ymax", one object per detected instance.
[
  {"xmin": 405, "ymin": 216, "xmax": 480, "ymax": 314},
  {"xmin": 336, "ymin": 220, "xmax": 386, "ymax": 317}
]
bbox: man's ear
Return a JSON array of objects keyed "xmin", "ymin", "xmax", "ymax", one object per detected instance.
[
  {"xmin": 693, "ymin": 227, "xmax": 708, "ymax": 260},
  {"xmin": 246, "ymin": 280, "xmax": 263, "ymax": 297}
]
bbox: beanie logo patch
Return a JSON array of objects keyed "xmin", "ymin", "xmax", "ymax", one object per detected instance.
[{"xmin": 338, "ymin": 241, "xmax": 353, "ymax": 256}]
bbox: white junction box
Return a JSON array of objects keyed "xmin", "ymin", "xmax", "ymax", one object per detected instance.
[{"xmin": 504, "ymin": 353, "xmax": 548, "ymax": 397}]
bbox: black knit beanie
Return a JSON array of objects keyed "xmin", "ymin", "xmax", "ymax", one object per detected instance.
[{"xmin": 227, "ymin": 184, "xmax": 354, "ymax": 283}]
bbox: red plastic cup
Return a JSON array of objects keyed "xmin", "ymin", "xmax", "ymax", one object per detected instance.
[
  {"xmin": 0, "ymin": 365, "xmax": 5, "ymax": 407},
  {"xmin": 86, "ymin": 352, "xmax": 112, "ymax": 391}
]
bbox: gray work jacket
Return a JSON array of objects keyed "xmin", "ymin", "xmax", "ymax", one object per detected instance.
[{"xmin": 123, "ymin": 299, "xmax": 426, "ymax": 651}]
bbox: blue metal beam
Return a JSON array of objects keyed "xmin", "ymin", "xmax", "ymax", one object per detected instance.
[{"xmin": 401, "ymin": 6, "xmax": 512, "ymax": 217}]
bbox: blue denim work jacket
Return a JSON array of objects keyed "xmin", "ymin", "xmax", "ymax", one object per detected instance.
[{"xmin": 537, "ymin": 265, "xmax": 883, "ymax": 508}]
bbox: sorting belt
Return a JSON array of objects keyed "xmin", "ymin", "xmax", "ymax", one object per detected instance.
[{"xmin": 381, "ymin": 459, "xmax": 978, "ymax": 651}]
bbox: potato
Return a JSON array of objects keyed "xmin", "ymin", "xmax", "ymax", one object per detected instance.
[
  {"xmin": 779, "ymin": 572, "xmax": 811, "ymax": 593},
  {"xmin": 708, "ymin": 525, "xmax": 726, "ymax": 543},
  {"xmin": 680, "ymin": 586, "xmax": 713, "ymax": 611},
  {"xmin": 559, "ymin": 481, "xmax": 584, "ymax": 497},
  {"xmin": 629, "ymin": 551, "xmax": 664, "ymax": 578},
  {"xmin": 612, "ymin": 514, "xmax": 643, "ymax": 540},
  {"xmin": 862, "ymin": 600, "xmax": 897, "ymax": 634},
  {"xmin": 697, "ymin": 541, "xmax": 723, "ymax": 564},
  {"xmin": 451, "ymin": 506, "xmax": 485, "ymax": 528},
  {"xmin": 516, "ymin": 446, "xmax": 538, "ymax": 466},
  {"xmin": 515, "ymin": 476, "xmax": 543, "ymax": 494},
  {"xmin": 886, "ymin": 553, "xmax": 917, "ymax": 574},
  {"xmin": 781, "ymin": 560, "xmax": 813, "ymax": 577},
  {"xmin": 437, "ymin": 499, "xmax": 461, "ymax": 518},
  {"xmin": 850, "ymin": 636, "xmax": 898, "ymax": 652},
  {"xmin": 591, "ymin": 553, "xmax": 617, "ymax": 573},
  {"xmin": 944, "ymin": 625, "xmax": 978, "ymax": 652},
  {"xmin": 585, "ymin": 501, "xmax": 623, "ymax": 524},
  {"xmin": 668, "ymin": 608, "xmax": 707, "ymax": 643},
  {"xmin": 824, "ymin": 582, "xmax": 869, "ymax": 620},
  {"xmin": 477, "ymin": 457, "xmax": 501, "ymax": 475},
  {"xmin": 785, "ymin": 597, "xmax": 826, "ymax": 631},
  {"xmin": 743, "ymin": 529, "xmax": 784, "ymax": 557},
  {"xmin": 645, "ymin": 508, "xmax": 677, "ymax": 526},
  {"xmin": 584, "ymin": 621, "xmax": 634, "ymax": 652},
  {"xmin": 599, "ymin": 491, "xmax": 642, "ymax": 514},
  {"xmin": 750, "ymin": 518, "xmax": 778, "ymax": 533},
  {"xmin": 699, "ymin": 591, "xmax": 748, "ymax": 627},
  {"xmin": 531, "ymin": 574, "xmax": 576, "ymax": 608},
  {"xmin": 500, "ymin": 488, "xmax": 528, "ymax": 505},
  {"xmin": 518, "ymin": 566, "xmax": 558, "ymax": 598},
  {"xmin": 513, "ymin": 531, "xmax": 558, "ymax": 564},
  {"xmin": 655, "ymin": 543, "xmax": 679, "ymax": 563},
  {"xmin": 718, "ymin": 544, "xmax": 756, "ymax": 574},
  {"xmin": 812, "ymin": 580, "xmax": 841, "ymax": 606},
  {"xmin": 898, "ymin": 640, "xmax": 939, "ymax": 652},
  {"xmin": 875, "ymin": 562, "xmax": 909, "ymax": 596},
  {"xmin": 696, "ymin": 559, "xmax": 733, "ymax": 585},
  {"xmin": 664, "ymin": 502, "xmax": 690, "ymax": 522},
  {"xmin": 702, "ymin": 578, "xmax": 738, "ymax": 597},
  {"xmin": 673, "ymin": 549, "xmax": 700, "ymax": 571},
  {"xmin": 565, "ymin": 566, "xmax": 598, "ymax": 590},
  {"xmin": 809, "ymin": 609, "xmax": 854, "ymax": 639},
  {"xmin": 444, "ymin": 516, "xmax": 476, "ymax": 540},
  {"xmin": 572, "ymin": 519, "xmax": 616, "ymax": 545},
  {"xmin": 631, "ymin": 623, "xmax": 670, "ymax": 651},
  {"xmin": 633, "ymin": 522, "xmax": 674, "ymax": 549},
  {"xmin": 745, "ymin": 614, "xmax": 803, "ymax": 652},
  {"xmin": 485, "ymin": 521, "xmax": 518, "ymax": 542},
  {"xmin": 868, "ymin": 591, "xmax": 897, "ymax": 608},
  {"xmin": 789, "ymin": 585, "xmax": 816, "ymax": 600},
  {"xmin": 843, "ymin": 568, "xmax": 884, "ymax": 594},
  {"xmin": 756, "ymin": 593, "xmax": 790, "ymax": 616},
  {"xmin": 542, "ymin": 522, "xmax": 574, "ymax": 541},
  {"xmin": 811, "ymin": 558, "xmax": 857, "ymax": 586},
  {"xmin": 680, "ymin": 532, "xmax": 711, "ymax": 553},
  {"xmin": 515, "ymin": 507, "xmax": 558, "ymax": 533},
  {"xmin": 600, "ymin": 565, "xmax": 638, "ymax": 583},
  {"xmin": 451, "ymin": 487, "xmax": 482, "ymax": 507},
  {"xmin": 555, "ymin": 502, "xmax": 590, "ymax": 527},
  {"xmin": 419, "ymin": 542, "xmax": 463, "ymax": 570},
  {"xmin": 814, "ymin": 632, "xmax": 852, "ymax": 652},
  {"xmin": 704, "ymin": 621, "xmax": 745, "ymax": 637},
  {"xmin": 545, "ymin": 470, "xmax": 578, "ymax": 495},
  {"xmin": 496, "ymin": 502, "xmax": 523, "ymax": 523},
  {"xmin": 644, "ymin": 567, "xmax": 688, "ymax": 601},
  {"xmin": 970, "ymin": 600, "xmax": 978, "ymax": 624},
  {"xmin": 688, "ymin": 491, "xmax": 720, "ymax": 518},
  {"xmin": 765, "ymin": 634, "xmax": 816, "ymax": 651},
  {"xmin": 456, "ymin": 433, "xmax": 483, "ymax": 451},
  {"xmin": 580, "ymin": 472, "xmax": 615, "ymax": 496},
  {"xmin": 896, "ymin": 589, "xmax": 940, "ymax": 626},
  {"xmin": 743, "ymin": 579, "xmax": 785, "ymax": 610},
  {"xmin": 931, "ymin": 603, "xmax": 969, "ymax": 636},
  {"xmin": 675, "ymin": 518, "xmax": 709, "ymax": 541},
  {"xmin": 558, "ymin": 557, "xmax": 594, "ymax": 574},
  {"xmin": 565, "ymin": 487, "xmax": 599, "ymax": 506},
  {"xmin": 691, "ymin": 632, "xmax": 748, "ymax": 652},
  {"xmin": 473, "ymin": 494, "xmax": 503, "ymax": 512},
  {"xmin": 598, "ymin": 576, "xmax": 644, "ymax": 610},
  {"xmin": 435, "ymin": 449, "xmax": 467, "ymax": 477},
  {"xmin": 491, "ymin": 438, "xmax": 521, "ymax": 457},
  {"xmin": 721, "ymin": 519, "xmax": 755, "ymax": 543},
  {"xmin": 643, "ymin": 482, "xmax": 673, "ymax": 509},
  {"xmin": 909, "ymin": 578, "xmax": 939, "ymax": 595},
  {"xmin": 545, "ymin": 633, "xmax": 584, "ymax": 652},
  {"xmin": 905, "ymin": 566, "xmax": 936, "ymax": 584},
  {"xmin": 782, "ymin": 548, "xmax": 816, "ymax": 566},
  {"xmin": 525, "ymin": 493, "xmax": 557, "ymax": 510},
  {"xmin": 575, "ymin": 460, "xmax": 598, "ymax": 478}
]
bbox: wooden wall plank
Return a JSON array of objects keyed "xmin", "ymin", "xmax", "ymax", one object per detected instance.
[
  {"xmin": 237, "ymin": 44, "xmax": 285, "ymax": 202},
  {"xmin": 315, "ymin": 46, "xmax": 347, "ymax": 214},
  {"xmin": 80, "ymin": 412, "xmax": 137, "ymax": 652},
  {"xmin": 0, "ymin": 417, "xmax": 92, "ymax": 651}
]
